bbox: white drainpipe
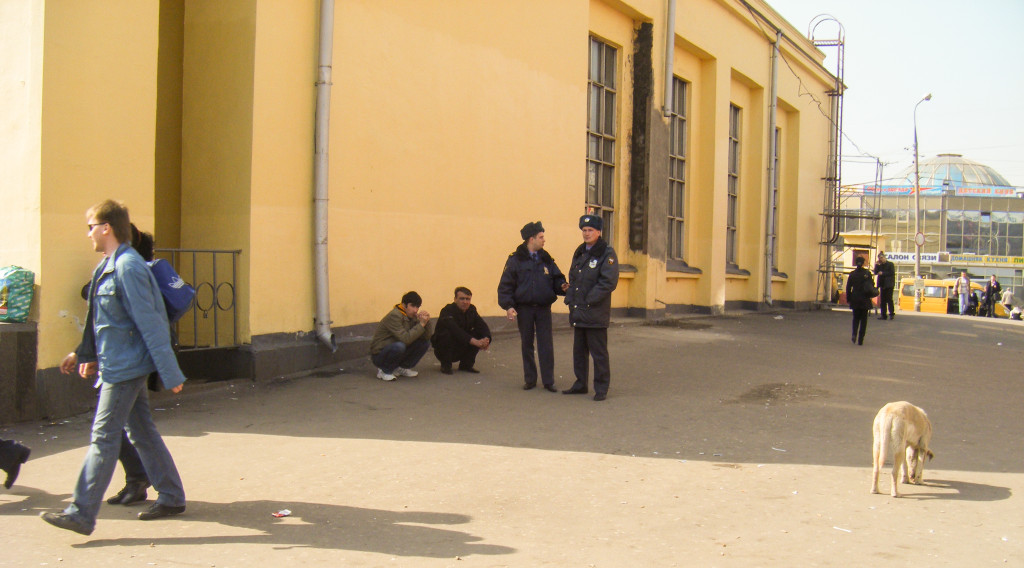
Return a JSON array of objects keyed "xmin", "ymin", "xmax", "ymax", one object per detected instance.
[{"xmin": 313, "ymin": 0, "xmax": 336, "ymax": 351}]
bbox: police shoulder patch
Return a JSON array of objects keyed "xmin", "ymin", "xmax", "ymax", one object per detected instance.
[{"xmin": 608, "ymin": 258, "xmax": 616, "ymax": 265}]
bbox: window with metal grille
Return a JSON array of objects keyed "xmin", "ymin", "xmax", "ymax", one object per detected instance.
[
  {"xmin": 668, "ymin": 77, "xmax": 688, "ymax": 262},
  {"xmin": 727, "ymin": 104, "xmax": 741, "ymax": 266},
  {"xmin": 586, "ymin": 37, "xmax": 617, "ymax": 239}
]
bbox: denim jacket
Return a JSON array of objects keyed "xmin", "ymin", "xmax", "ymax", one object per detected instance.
[{"xmin": 76, "ymin": 243, "xmax": 186, "ymax": 390}]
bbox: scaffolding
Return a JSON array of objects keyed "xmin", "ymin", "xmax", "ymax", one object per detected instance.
[{"xmin": 809, "ymin": 16, "xmax": 881, "ymax": 306}]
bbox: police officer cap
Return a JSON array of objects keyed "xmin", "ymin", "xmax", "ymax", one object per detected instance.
[
  {"xmin": 579, "ymin": 214, "xmax": 603, "ymax": 231},
  {"xmin": 521, "ymin": 221, "xmax": 544, "ymax": 240}
]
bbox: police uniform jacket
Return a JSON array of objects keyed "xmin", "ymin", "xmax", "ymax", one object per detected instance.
[
  {"xmin": 498, "ymin": 243, "xmax": 567, "ymax": 310},
  {"xmin": 565, "ymin": 238, "xmax": 619, "ymax": 328}
]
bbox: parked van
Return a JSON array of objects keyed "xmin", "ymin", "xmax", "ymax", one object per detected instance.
[{"xmin": 897, "ymin": 277, "xmax": 1006, "ymax": 317}]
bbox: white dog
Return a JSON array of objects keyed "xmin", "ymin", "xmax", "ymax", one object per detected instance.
[{"xmin": 870, "ymin": 401, "xmax": 934, "ymax": 497}]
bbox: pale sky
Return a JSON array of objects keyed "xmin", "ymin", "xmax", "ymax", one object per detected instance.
[{"xmin": 767, "ymin": 0, "xmax": 1024, "ymax": 187}]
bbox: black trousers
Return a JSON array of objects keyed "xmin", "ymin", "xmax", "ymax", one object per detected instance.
[
  {"xmin": 572, "ymin": 327, "xmax": 610, "ymax": 395},
  {"xmin": 434, "ymin": 340, "xmax": 480, "ymax": 369},
  {"xmin": 851, "ymin": 308, "xmax": 869, "ymax": 344},
  {"xmin": 879, "ymin": 287, "xmax": 894, "ymax": 318},
  {"xmin": 119, "ymin": 430, "xmax": 149, "ymax": 484},
  {"xmin": 516, "ymin": 305, "xmax": 554, "ymax": 386}
]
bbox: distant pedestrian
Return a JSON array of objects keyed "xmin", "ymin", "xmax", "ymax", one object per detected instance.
[
  {"xmin": 873, "ymin": 252, "xmax": 896, "ymax": 320},
  {"xmin": 846, "ymin": 256, "xmax": 873, "ymax": 346},
  {"xmin": 498, "ymin": 221, "xmax": 568, "ymax": 392},
  {"xmin": 563, "ymin": 214, "xmax": 619, "ymax": 401},
  {"xmin": 984, "ymin": 275, "xmax": 1001, "ymax": 318},
  {"xmin": 1002, "ymin": 287, "xmax": 1016, "ymax": 316},
  {"xmin": 953, "ymin": 271, "xmax": 971, "ymax": 316},
  {"xmin": 42, "ymin": 200, "xmax": 188, "ymax": 537}
]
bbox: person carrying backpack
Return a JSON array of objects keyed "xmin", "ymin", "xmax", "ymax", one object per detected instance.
[{"xmin": 846, "ymin": 256, "xmax": 874, "ymax": 346}]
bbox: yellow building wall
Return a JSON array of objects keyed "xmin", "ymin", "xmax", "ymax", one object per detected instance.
[
  {"xmin": 326, "ymin": 0, "xmax": 590, "ymax": 324},
  {"xmin": 180, "ymin": 1, "xmax": 256, "ymax": 343},
  {"xmin": 38, "ymin": 0, "xmax": 161, "ymax": 367},
  {"xmin": 0, "ymin": 0, "xmax": 43, "ymax": 276},
  {"xmin": 20, "ymin": 0, "xmax": 837, "ymax": 379},
  {"xmin": 247, "ymin": 0, "xmax": 317, "ymax": 337}
]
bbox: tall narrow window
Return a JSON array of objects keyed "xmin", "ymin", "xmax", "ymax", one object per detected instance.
[
  {"xmin": 668, "ymin": 77, "xmax": 688, "ymax": 263},
  {"xmin": 586, "ymin": 37, "xmax": 617, "ymax": 239},
  {"xmin": 727, "ymin": 104, "xmax": 741, "ymax": 266},
  {"xmin": 770, "ymin": 127, "xmax": 780, "ymax": 270}
]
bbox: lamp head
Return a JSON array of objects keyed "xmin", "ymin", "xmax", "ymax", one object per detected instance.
[{"xmin": 923, "ymin": 93, "xmax": 932, "ymax": 101}]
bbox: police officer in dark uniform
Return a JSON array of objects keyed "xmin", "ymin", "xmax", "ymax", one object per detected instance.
[
  {"xmin": 498, "ymin": 221, "xmax": 568, "ymax": 392},
  {"xmin": 563, "ymin": 214, "xmax": 619, "ymax": 401}
]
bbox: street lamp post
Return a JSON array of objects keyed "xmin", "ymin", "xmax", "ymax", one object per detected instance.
[{"xmin": 913, "ymin": 93, "xmax": 932, "ymax": 312}]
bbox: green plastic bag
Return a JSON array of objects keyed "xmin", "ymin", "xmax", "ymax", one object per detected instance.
[{"xmin": 0, "ymin": 266, "xmax": 35, "ymax": 323}]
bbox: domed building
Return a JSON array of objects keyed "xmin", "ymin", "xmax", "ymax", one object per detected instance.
[
  {"xmin": 908, "ymin": 153, "xmax": 1014, "ymax": 188},
  {"xmin": 848, "ymin": 153, "xmax": 1024, "ymax": 297}
]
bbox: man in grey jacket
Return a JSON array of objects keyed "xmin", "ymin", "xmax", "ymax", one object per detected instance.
[
  {"xmin": 562, "ymin": 214, "xmax": 619, "ymax": 401},
  {"xmin": 41, "ymin": 200, "xmax": 187, "ymax": 536}
]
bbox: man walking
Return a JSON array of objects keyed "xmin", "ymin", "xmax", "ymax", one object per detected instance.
[
  {"xmin": 846, "ymin": 256, "xmax": 873, "ymax": 346},
  {"xmin": 431, "ymin": 287, "xmax": 491, "ymax": 374},
  {"xmin": 954, "ymin": 271, "xmax": 971, "ymax": 316},
  {"xmin": 41, "ymin": 200, "xmax": 187, "ymax": 536},
  {"xmin": 369, "ymin": 291, "xmax": 433, "ymax": 381},
  {"xmin": 873, "ymin": 251, "xmax": 896, "ymax": 320},
  {"xmin": 498, "ymin": 221, "xmax": 568, "ymax": 392},
  {"xmin": 563, "ymin": 214, "xmax": 619, "ymax": 401},
  {"xmin": 984, "ymin": 275, "xmax": 1001, "ymax": 317}
]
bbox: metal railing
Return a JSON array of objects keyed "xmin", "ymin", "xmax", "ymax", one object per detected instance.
[{"xmin": 155, "ymin": 248, "xmax": 242, "ymax": 350}]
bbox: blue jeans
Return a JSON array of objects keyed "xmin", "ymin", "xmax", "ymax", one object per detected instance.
[
  {"xmin": 959, "ymin": 293, "xmax": 970, "ymax": 315},
  {"xmin": 63, "ymin": 376, "xmax": 185, "ymax": 530},
  {"xmin": 371, "ymin": 338, "xmax": 430, "ymax": 374}
]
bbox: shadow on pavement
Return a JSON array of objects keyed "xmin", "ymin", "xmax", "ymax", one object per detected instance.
[
  {"xmin": 909, "ymin": 478, "xmax": 1013, "ymax": 502},
  {"xmin": 8, "ymin": 310, "xmax": 1024, "ymax": 475},
  {"xmin": 70, "ymin": 499, "xmax": 514, "ymax": 558}
]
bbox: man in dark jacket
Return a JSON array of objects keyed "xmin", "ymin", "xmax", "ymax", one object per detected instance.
[
  {"xmin": 563, "ymin": 214, "xmax": 619, "ymax": 401},
  {"xmin": 432, "ymin": 287, "xmax": 491, "ymax": 374},
  {"xmin": 873, "ymin": 251, "xmax": 896, "ymax": 320},
  {"xmin": 498, "ymin": 221, "xmax": 568, "ymax": 392},
  {"xmin": 984, "ymin": 275, "xmax": 1001, "ymax": 318},
  {"xmin": 847, "ymin": 256, "xmax": 874, "ymax": 345}
]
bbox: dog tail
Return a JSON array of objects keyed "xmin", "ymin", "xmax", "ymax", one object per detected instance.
[{"xmin": 925, "ymin": 449, "xmax": 934, "ymax": 461}]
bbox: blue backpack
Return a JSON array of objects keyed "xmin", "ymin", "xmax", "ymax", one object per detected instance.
[{"xmin": 147, "ymin": 259, "xmax": 196, "ymax": 323}]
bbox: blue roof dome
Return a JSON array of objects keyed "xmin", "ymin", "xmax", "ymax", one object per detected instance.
[{"xmin": 903, "ymin": 153, "xmax": 1012, "ymax": 187}]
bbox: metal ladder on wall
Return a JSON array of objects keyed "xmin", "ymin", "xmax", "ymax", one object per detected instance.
[{"xmin": 810, "ymin": 16, "xmax": 881, "ymax": 306}]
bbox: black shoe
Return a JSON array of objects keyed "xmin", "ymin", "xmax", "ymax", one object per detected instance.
[
  {"xmin": 2, "ymin": 443, "xmax": 30, "ymax": 489},
  {"xmin": 562, "ymin": 385, "xmax": 588, "ymax": 395},
  {"xmin": 440, "ymin": 363, "xmax": 453, "ymax": 375},
  {"xmin": 543, "ymin": 385, "xmax": 557, "ymax": 393},
  {"xmin": 523, "ymin": 383, "xmax": 536, "ymax": 390},
  {"xmin": 858, "ymin": 339, "xmax": 864, "ymax": 345},
  {"xmin": 877, "ymin": 316, "xmax": 887, "ymax": 320},
  {"xmin": 40, "ymin": 512, "xmax": 93, "ymax": 536},
  {"xmin": 593, "ymin": 393, "xmax": 607, "ymax": 401},
  {"xmin": 138, "ymin": 503, "xmax": 186, "ymax": 520},
  {"xmin": 851, "ymin": 335, "xmax": 856, "ymax": 344},
  {"xmin": 459, "ymin": 367, "xmax": 480, "ymax": 374},
  {"xmin": 107, "ymin": 481, "xmax": 149, "ymax": 505}
]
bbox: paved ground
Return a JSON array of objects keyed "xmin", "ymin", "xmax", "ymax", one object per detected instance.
[{"xmin": 2, "ymin": 307, "xmax": 1023, "ymax": 566}]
